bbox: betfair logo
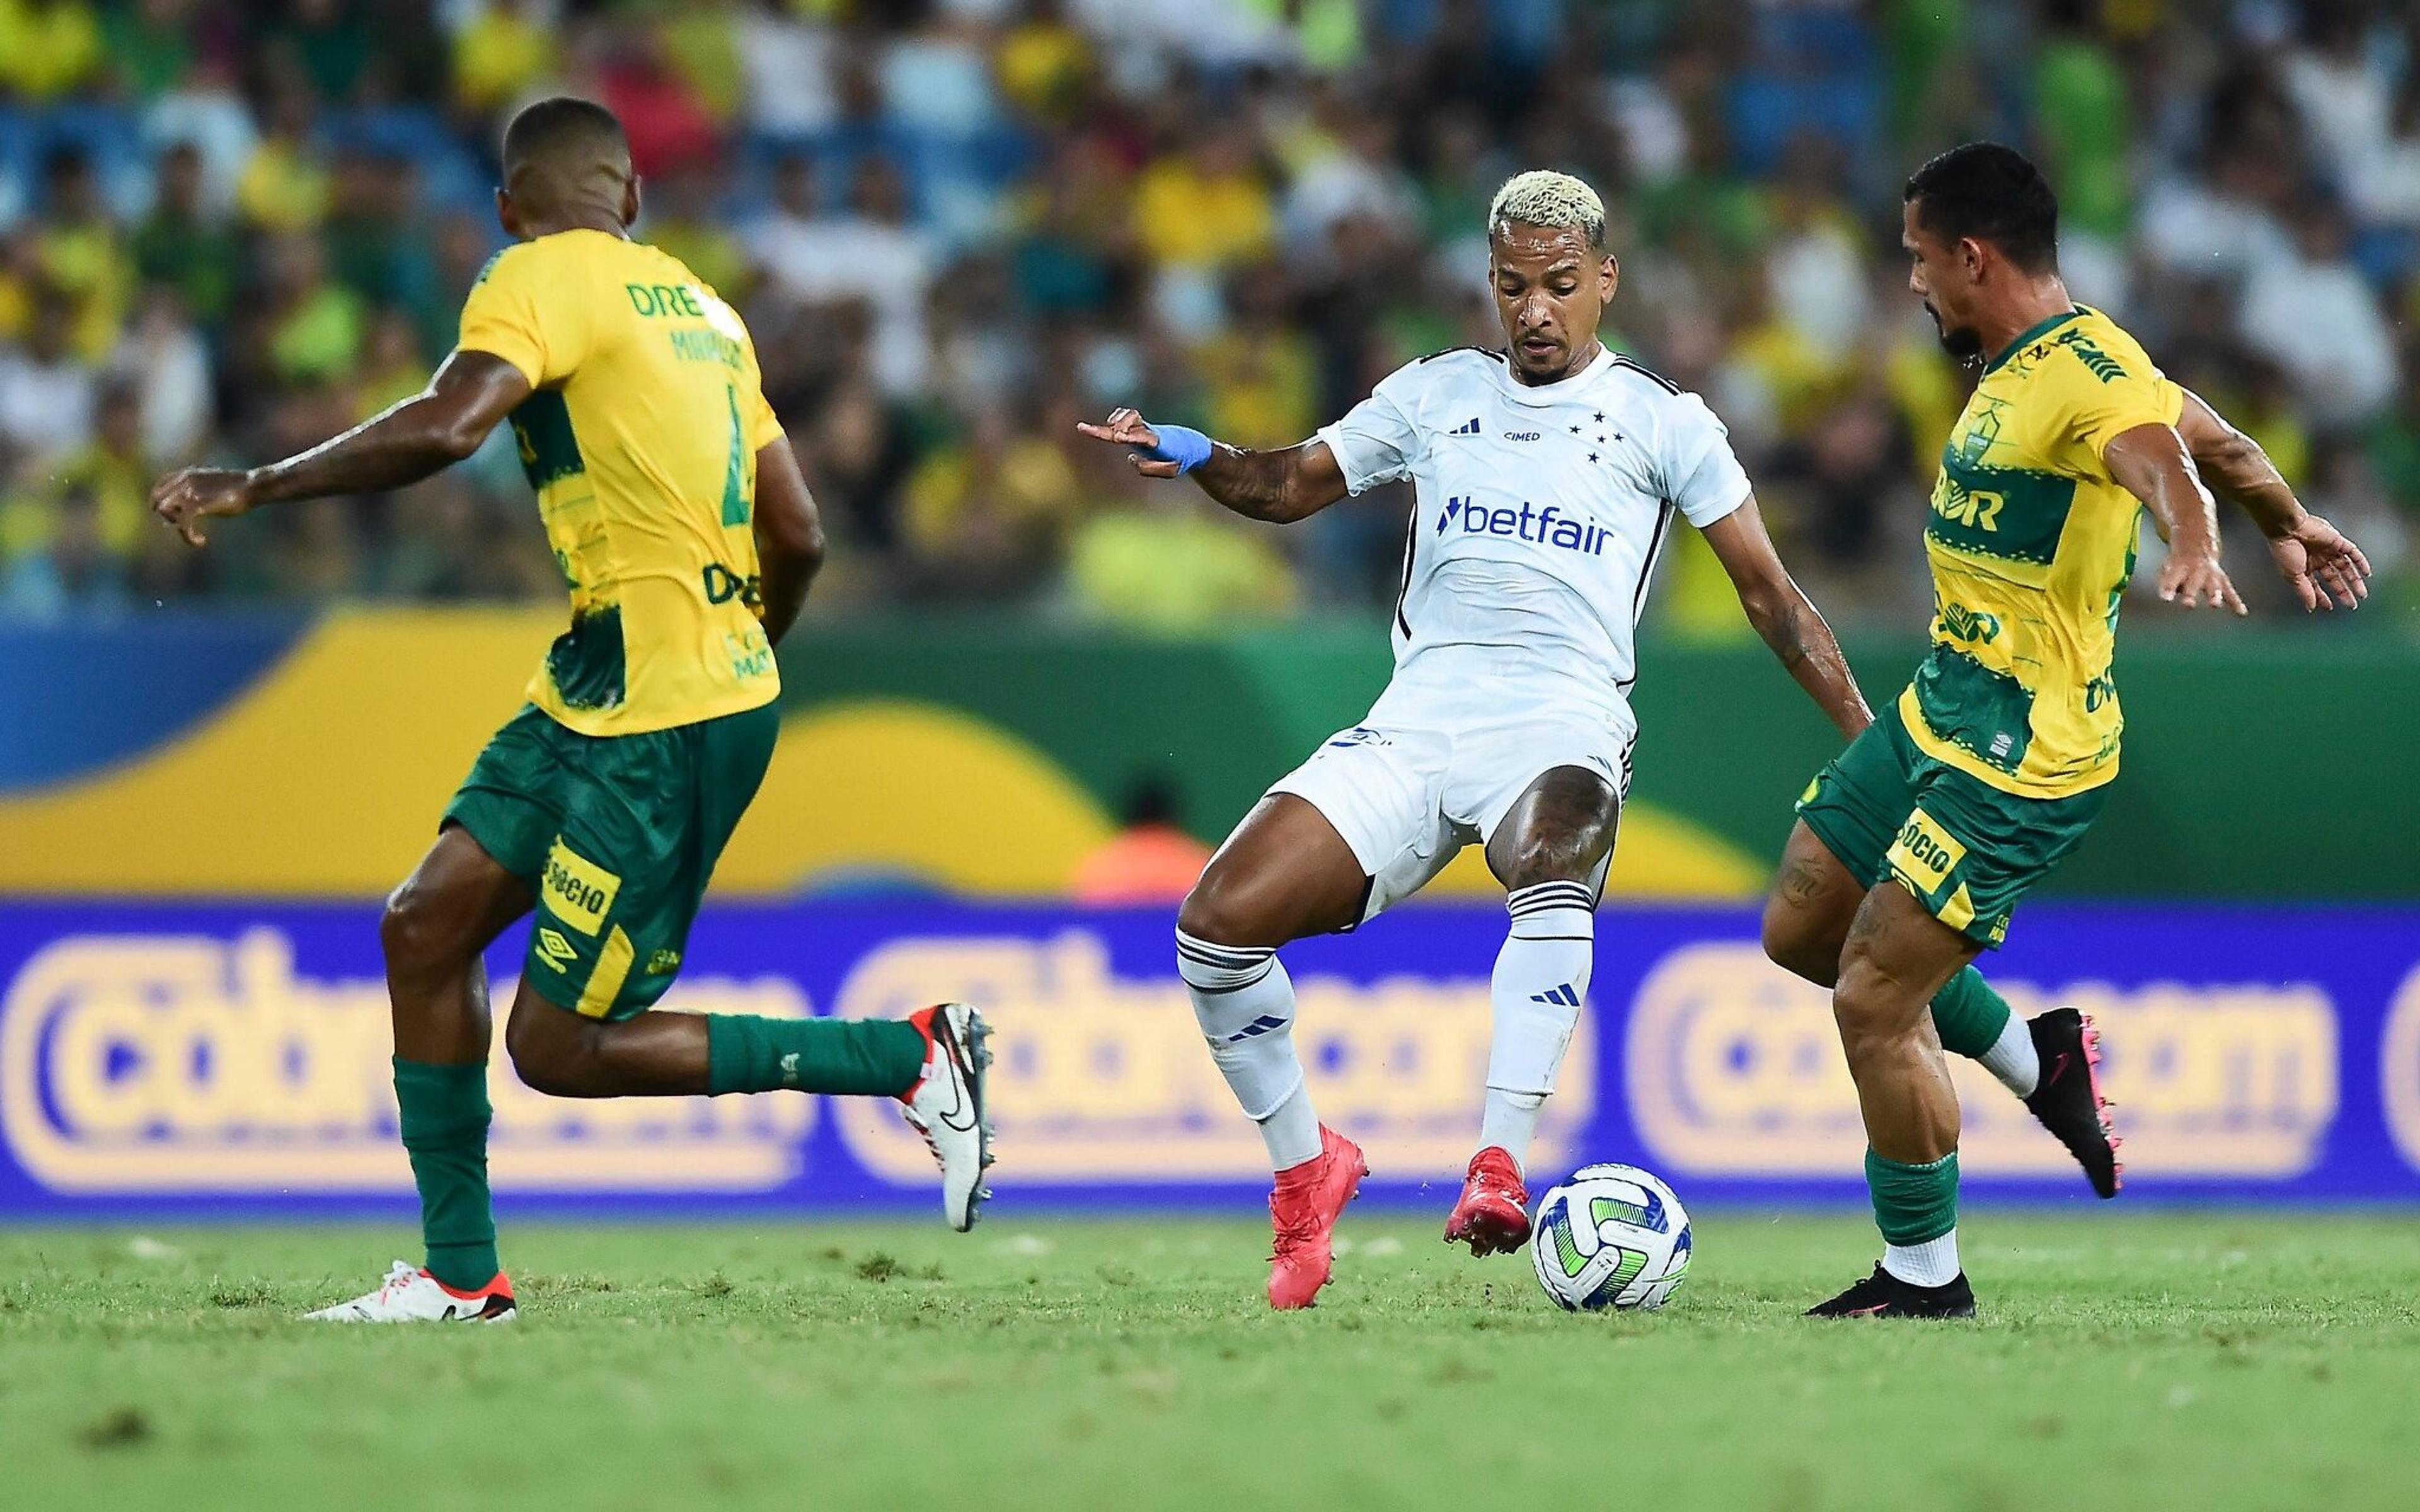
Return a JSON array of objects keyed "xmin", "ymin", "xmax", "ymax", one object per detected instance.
[
  {"xmin": 625, "ymin": 282, "xmax": 705, "ymax": 319},
  {"xmin": 1436, "ymin": 496, "xmax": 1611, "ymax": 554},
  {"xmin": 541, "ymin": 840, "xmax": 620, "ymax": 936}
]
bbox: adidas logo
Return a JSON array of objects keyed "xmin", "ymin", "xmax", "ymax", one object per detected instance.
[
  {"xmin": 1224, "ymin": 1014, "xmax": 1288, "ymax": 1043},
  {"xmin": 1530, "ymin": 983, "xmax": 1581, "ymax": 1007},
  {"xmin": 1449, "ymin": 417, "xmax": 1483, "ymax": 436}
]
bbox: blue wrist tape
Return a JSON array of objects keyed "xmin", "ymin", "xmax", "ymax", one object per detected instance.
[{"xmin": 1140, "ymin": 423, "xmax": 1213, "ymax": 474}]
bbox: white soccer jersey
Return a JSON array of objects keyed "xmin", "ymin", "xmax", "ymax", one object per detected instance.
[{"xmin": 1315, "ymin": 345, "xmax": 1751, "ymax": 711}]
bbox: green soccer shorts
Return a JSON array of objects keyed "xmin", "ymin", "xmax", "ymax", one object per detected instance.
[
  {"xmin": 1794, "ymin": 699, "xmax": 2104, "ymax": 948},
  {"xmin": 442, "ymin": 700, "xmax": 780, "ymax": 1019}
]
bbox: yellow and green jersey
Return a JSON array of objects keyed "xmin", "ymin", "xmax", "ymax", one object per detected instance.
[
  {"xmin": 458, "ymin": 228, "xmax": 785, "ymax": 737},
  {"xmin": 1901, "ymin": 304, "xmax": 2182, "ymax": 799}
]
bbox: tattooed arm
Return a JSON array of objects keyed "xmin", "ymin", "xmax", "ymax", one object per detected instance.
[
  {"xmin": 1075, "ymin": 408, "xmax": 1351, "ymax": 524},
  {"xmin": 1699, "ymin": 497, "xmax": 1872, "ymax": 740}
]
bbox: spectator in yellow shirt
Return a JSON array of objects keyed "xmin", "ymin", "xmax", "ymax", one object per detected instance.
[
  {"xmin": 0, "ymin": 0, "xmax": 105, "ymax": 101},
  {"xmin": 450, "ymin": 0, "xmax": 559, "ymax": 117},
  {"xmin": 33, "ymin": 148, "xmax": 132, "ymax": 362},
  {"xmin": 1131, "ymin": 129, "xmax": 1276, "ymax": 272},
  {"xmin": 238, "ymin": 83, "xmax": 334, "ymax": 232}
]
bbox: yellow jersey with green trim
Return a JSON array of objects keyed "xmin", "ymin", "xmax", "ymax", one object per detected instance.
[
  {"xmin": 1901, "ymin": 305, "xmax": 2182, "ymax": 799},
  {"xmin": 458, "ymin": 228, "xmax": 784, "ymax": 736}
]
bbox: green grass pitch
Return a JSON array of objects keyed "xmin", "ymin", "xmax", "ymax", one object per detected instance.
[{"xmin": 4, "ymin": 1212, "xmax": 2415, "ymax": 1511}]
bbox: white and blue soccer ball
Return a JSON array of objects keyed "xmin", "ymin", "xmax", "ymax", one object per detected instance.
[{"xmin": 1530, "ymin": 1162, "xmax": 1693, "ymax": 1312}]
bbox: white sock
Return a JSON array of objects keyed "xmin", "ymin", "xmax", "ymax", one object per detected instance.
[
  {"xmin": 1882, "ymin": 1230, "xmax": 1961, "ymax": 1287},
  {"xmin": 1177, "ymin": 929, "xmax": 1323, "ymax": 1171},
  {"xmin": 1481, "ymin": 881, "xmax": 1595, "ymax": 1171},
  {"xmin": 1479, "ymin": 1092, "xmax": 1547, "ymax": 1175},
  {"xmin": 1979, "ymin": 1011, "xmax": 2041, "ymax": 1097}
]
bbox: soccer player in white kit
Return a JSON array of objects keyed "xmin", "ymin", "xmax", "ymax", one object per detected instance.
[{"xmin": 1080, "ymin": 172, "xmax": 1872, "ymax": 1309}]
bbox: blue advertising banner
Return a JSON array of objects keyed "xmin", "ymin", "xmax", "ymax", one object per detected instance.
[{"xmin": 1, "ymin": 901, "xmax": 2416, "ymax": 1218}]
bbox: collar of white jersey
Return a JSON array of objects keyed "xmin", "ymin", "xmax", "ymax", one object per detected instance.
[{"xmin": 1489, "ymin": 342, "xmax": 1619, "ymax": 405}]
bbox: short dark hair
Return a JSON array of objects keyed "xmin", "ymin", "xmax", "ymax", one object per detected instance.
[
  {"xmin": 1903, "ymin": 142, "xmax": 2060, "ymax": 273},
  {"xmin": 501, "ymin": 96, "xmax": 628, "ymax": 180}
]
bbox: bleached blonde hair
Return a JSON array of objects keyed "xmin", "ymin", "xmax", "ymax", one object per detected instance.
[{"xmin": 1487, "ymin": 170, "xmax": 1606, "ymax": 250}]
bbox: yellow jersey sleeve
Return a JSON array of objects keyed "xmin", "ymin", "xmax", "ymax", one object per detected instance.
[
  {"xmin": 458, "ymin": 241, "xmax": 599, "ymax": 389},
  {"xmin": 2041, "ymin": 326, "xmax": 2183, "ymax": 479}
]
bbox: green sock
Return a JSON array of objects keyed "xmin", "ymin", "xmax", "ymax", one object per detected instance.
[
  {"xmin": 1865, "ymin": 1148, "xmax": 1959, "ymax": 1246},
  {"xmin": 705, "ymin": 1015, "xmax": 927, "ymax": 1097},
  {"xmin": 393, "ymin": 1058, "xmax": 499, "ymax": 1291},
  {"xmin": 1928, "ymin": 967, "xmax": 2013, "ymax": 1060}
]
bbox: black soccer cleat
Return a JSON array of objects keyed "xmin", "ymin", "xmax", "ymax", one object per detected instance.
[
  {"xmin": 2022, "ymin": 1007, "xmax": 2122, "ymax": 1199},
  {"xmin": 1806, "ymin": 1264, "xmax": 1977, "ymax": 1320}
]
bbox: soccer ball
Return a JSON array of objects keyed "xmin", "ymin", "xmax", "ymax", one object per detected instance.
[{"xmin": 1530, "ymin": 1162, "xmax": 1692, "ymax": 1312}]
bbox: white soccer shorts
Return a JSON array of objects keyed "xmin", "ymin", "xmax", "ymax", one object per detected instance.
[{"xmin": 1266, "ymin": 689, "xmax": 1634, "ymax": 925}]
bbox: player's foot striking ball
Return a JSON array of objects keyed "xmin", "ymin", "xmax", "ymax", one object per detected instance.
[
  {"xmin": 2022, "ymin": 1008, "xmax": 2121, "ymax": 1199},
  {"xmin": 1751, "ymin": 140, "xmax": 2369, "ymax": 1314},
  {"xmin": 1083, "ymin": 169, "xmax": 1868, "ymax": 1309},
  {"xmin": 1806, "ymin": 1264, "xmax": 1978, "ymax": 1320},
  {"xmin": 149, "ymin": 98, "xmax": 998, "ymax": 1320},
  {"xmin": 1267, "ymin": 1126, "xmax": 1369, "ymax": 1310},
  {"xmin": 1443, "ymin": 1145, "xmax": 1531, "ymax": 1256}
]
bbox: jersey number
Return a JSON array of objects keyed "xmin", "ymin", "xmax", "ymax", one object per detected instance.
[{"xmin": 720, "ymin": 384, "xmax": 751, "ymax": 528}]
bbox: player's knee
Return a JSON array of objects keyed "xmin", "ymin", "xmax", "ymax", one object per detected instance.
[
  {"xmin": 1760, "ymin": 897, "xmax": 1835, "ymax": 985},
  {"xmin": 1177, "ymin": 868, "xmax": 1270, "ymax": 949},
  {"xmin": 1498, "ymin": 833, "xmax": 1595, "ymax": 893},
  {"xmin": 379, "ymin": 877, "xmax": 473, "ymax": 979},
  {"xmin": 504, "ymin": 1008, "xmax": 589, "ymax": 1098}
]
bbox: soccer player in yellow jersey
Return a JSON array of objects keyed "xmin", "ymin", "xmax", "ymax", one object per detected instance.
[
  {"xmin": 1756, "ymin": 144, "xmax": 2371, "ymax": 1319},
  {"xmin": 150, "ymin": 100, "xmax": 994, "ymax": 1324}
]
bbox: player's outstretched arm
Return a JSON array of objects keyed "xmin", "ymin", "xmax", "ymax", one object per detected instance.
[
  {"xmin": 2102, "ymin": 422, "xmax": 2245, "ymax": 616},
  {"xmin": 1075, "ymin": 408, "xmax": 1349, "ymax": 524},
  {"xmin": 750, "ymin": 436, "xmax": 824, "ymax": 646},
  {"xmin": 150, "ymin": 351, "xmax": 531, "ymax": 546},
  {"xmin": 2174, "ymin": 389, "xmax": 2371, "ymax": 612},
  {"xmin": 1699, "ymin": 498, "xmax": 1872, "ymax": 740}
]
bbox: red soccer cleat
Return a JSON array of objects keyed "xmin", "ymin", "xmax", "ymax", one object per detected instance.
[
  {"xmin": 1266, "ymin": 1125, "xmax": 1368, "ymax": 1310},
  {"xmin": 1442, "ymin": 1145, "xmax": 1531, "ymax": 1256}
]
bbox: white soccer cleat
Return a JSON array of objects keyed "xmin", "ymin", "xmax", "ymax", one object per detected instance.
[
  {"xmin": 302, "ymin": 1260, "xmax": 516, "ymax": 1324},
  {"xmin": 899, "ymin": 1002, "xmax": 995, "ymax": 1232}
]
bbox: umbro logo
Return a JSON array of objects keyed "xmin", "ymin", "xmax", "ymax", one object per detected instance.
[
  {"xmin": 1449, "ymin": 417, "xmax": 1483, "ymax": 436},
  {"xmin": 1530, "ymin": 983, "xmax": 1581, "ymax": 1007},
  {"xmin": 534, "ymin": 928, "xmax": 578, "ymax": 971}
]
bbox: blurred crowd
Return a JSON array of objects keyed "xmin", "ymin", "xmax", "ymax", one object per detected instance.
[{"xmin": 1, "ymin": 0, "xmax": 2417, "ymax": 632}]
